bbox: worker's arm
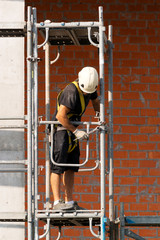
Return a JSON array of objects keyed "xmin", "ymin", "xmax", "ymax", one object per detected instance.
[
  {"xmin": 56, "ymin": 104, "xmax": 88, "ymax": 140},
  {"xmin": 56, "ymin": 104, "xmax": 76, "ymax": 132},
  {"xmin": 91, "ymin": 97, "xmax": 100, "ymax": 113}
]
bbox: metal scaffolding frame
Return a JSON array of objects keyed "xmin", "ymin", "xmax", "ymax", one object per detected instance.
[
  {"xmin": 0, "ymin": 4, "xmax": 160, "ymax": 240},
  {"xmin": 27, "ymin": 6, "xmax": 112, "ymax": 240}
]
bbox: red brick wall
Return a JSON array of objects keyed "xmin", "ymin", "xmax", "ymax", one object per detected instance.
[{"xmin": 25, "ymin": 0, "xmax": 160, "ymax": 239}]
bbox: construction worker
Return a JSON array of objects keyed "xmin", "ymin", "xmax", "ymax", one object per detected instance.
[{"xmin": 50, "ymin": 66, "xmax": 100, "ymax": 211}]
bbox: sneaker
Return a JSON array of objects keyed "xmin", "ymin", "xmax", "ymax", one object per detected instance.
[
  {"xmin": 72, "ymin": 201, "xmax": 86, "ymax": 211},
  {"xmin": 53, "ymin": 199, "xmax": 74, "ymax": 211}
]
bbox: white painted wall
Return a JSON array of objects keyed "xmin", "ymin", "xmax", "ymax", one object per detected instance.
[{"xmin": 0, "ymin": 1, "xmax": 25, "ymax": 239}]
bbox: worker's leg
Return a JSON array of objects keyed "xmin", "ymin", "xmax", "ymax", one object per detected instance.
[
  {"xmin": 63, "ymin": 169, "xmax": 74, "ymax": 202},
  {"xmin": 50, "ymin": 172, "xmax": 61, "ymax": 201}
]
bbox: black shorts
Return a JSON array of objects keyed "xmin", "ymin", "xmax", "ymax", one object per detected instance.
[{"xmin": 50, "ymin": 130, "xmax": 80, "ymax": 174}]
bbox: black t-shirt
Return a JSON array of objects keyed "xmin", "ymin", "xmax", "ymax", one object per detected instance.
[{"xmin": 52, "ymin": 82, "xmax": 98, "ymax": 122}]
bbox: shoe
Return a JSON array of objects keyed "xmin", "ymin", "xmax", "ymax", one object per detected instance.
[
  {"xmin": 72, "ymin": 201, "xmax": 86, "ymax": 211},
  {"xmin": 53, "ymin": 199, "xmax": 74, "ymax": 211}
]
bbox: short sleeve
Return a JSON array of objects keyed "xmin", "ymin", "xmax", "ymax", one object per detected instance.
[
  {"xmin": 59, "ymin": 84, "xmax": 78, "ymax": 111},
  {"xmin": 90, "ymin": 90, "xmax": 98, "ymax": 100}
]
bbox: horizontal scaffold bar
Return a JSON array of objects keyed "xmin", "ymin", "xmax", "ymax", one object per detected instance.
[
  {"xmin": 36, "ymin": 21, "xmax": 101, "ymax": 29},
  {"xmin": 0, "ymin": 212, "xmax": 27, "ymax": 222},
  {"xmin": 125, "ymin": 216, "xmax": 160, "ymax": 226},
  {"xmin": 39, "ymin": 120, "xmax": 100, "ymax": 126}
]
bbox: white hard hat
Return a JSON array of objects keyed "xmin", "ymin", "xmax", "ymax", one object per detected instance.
[{"xmin": 78, "ymin": 67, "xmax": 99, "ymax": 94}]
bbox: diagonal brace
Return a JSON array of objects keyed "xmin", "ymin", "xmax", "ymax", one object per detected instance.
[{"xmin": 125, "ymin": 229, "xmax": 146, "ymax": 240}]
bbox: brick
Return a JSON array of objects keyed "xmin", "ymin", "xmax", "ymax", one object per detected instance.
[
  {"xmin": 122, "ymin": 92, "xmax": 139, "ymax": 100},
  {"xmin": 121, "ymin": 159, "xmax": 138, "ymax": 167},
  {"xmin": 140, "ymin": 44, "xmax": 157, "ymax": 52},
  {"xmin": 138, "ymin": 13, "xmax": 156, "ymax": 20},
  {"xmin": 149, "ymin": 168, "xmax": 160, "ymax": 176},
  {"xmin": 139, "ymin": 177, "xmax": 157, "ymax": 185},
  {"xmin": 148, "ymin": 117, "xmax": 160, "ymax": 125},
  {"xmin": 148, "ymin": 36, "xmax": 160, "ymax": 43},
  {"xmin": 114, "ymin": 117, "xmax": 128, "ymax": 124},
  {"xmin": 120, "ymin": 176, "xmax": 137, "ymax": 185},
  {"xmin": 114, "ymin": 83, "xmax": 130, "ymax": 91},
  {"xmin": 81, "ymin": 194, "xmax": 99, "ymax": 202},
  {"xmin": 139, "ymin": 228, "xmax": 157, "ymax": 237},
  {"xmin": 121, "ymin": 59, "xmax": 139, "ymax": 67},
  {"xmin": 114, "ymin": 100, "xmax": 130, "ymax": 108},
  {"xmin": 114, "ymin": 151, "xmax": 128, "ymax": 159},
  {"xmin": 149, "ymin": 100, "xmax": 160, "ymax": 108},
  {"xmin": 150, "ymin": 84, "xmax": 160, "ymax": 92},
  {"xmin": 131, "ymin": 83, "xmax": 148, "ymax": 91},
  {"xmin": 139, "ymin": 160, "xmax": 157, "ymax": 168},
  {"xmin": 114, "ymin": 134, "xmax": 130, "ymax": 142},
  {"xmin": 129, "ymin": 36, "xmax": 146, "ymax": 44},
  {"xmin": 119, "ymin": 195, "xmax": 137, "ymax": 203},
  {"xmin": 149, "ymin": 134, "xmax": 160, "ymax": 142},
  {"xmin": 139, "ymin": 195, "xmax": 155, "ymax": 202},
  {"xmin": 113, "ymin": 109, "xmax": 121, "ymax": 116},
  {"xmin": 129, "ymin": 20, "xmax": 146, "ymax": 28},
  {"xmin": 128, "ymin": 4, "xmax": 145, "ymax": 12},
  {"xmin": 148, "ymin": 186, "xmax": 160, "ymax": 194},
  {"xmin": 114, "ymin": 168, "xmax": 130, "ymax": 176},
  {"xmin": 140, "ymin": 59, "xmax": 157, "ymax": 67},
  {"xmin": 130, "ymin": 203, "xmax": 148, "ymax": 211},
  {"xmin": 140, "ymin": 126, "xmax": 157, "ymax": 133},
  {"xmin": 109, "ymin": 4, "xmax": 127, "ymax": 12},
  {"xmin": 142, "ymin": 92, "xmax": 158, "ymax": 100},
  {"xmin": 129, "ymin": 151, "xmax": 147, "ymax": 159},
  {"xmin": 129, "ymin": 117, "xmax": 146, "ymax": 125},
  {"xmin": 131, "ymin": 168, "xmax": 148, "ymax": 176},
  {"xmin": 121, "ymin": 126, "xmax": 139, "ymax": 133},
  {"xmin": 138, "ymin": 28, "xmax": 156, "ymax": 35},
  {"xmin": 121, "ymin": 44, "xmax": 138, "ymax": 52},
  {"xmin": 114, "ymin": 35, "xmax": 128, "ymax": 44},
  {"xmin": 122, "ymin": 109, "xmax": 140, "ymax": 116},
  {"xmin": 131, "ymin": 101, "xmax": 147, "ymax": 108}
]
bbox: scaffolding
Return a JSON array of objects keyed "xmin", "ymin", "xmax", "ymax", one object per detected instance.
[{"xmin": 0, "ymin": 5, "xmax": 160, "ymax": 240}]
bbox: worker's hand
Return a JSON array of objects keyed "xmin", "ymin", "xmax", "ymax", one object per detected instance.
[{"xmin": 73, "ymin": 129, "xmax": 89, "ymax": 140}]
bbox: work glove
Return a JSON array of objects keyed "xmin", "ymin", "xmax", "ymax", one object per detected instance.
[{"xmin": 73, "ymin": 129, "xmax": 89, "ymax": 140}]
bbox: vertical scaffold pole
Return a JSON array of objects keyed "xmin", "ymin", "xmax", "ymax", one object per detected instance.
[
  {"xmin": 27, "ymin": 6, "xmax": 33, "ymax": 240},
  {"xmin": 32, "ymin": 7, "xmax": 39, "ymax": 240},
  {"xmin": 44, "ymin": 42, "xmax": 51, "ymax": 240},
  {"xmin": 108, "ymin": 25, "xmax": 114, "ymax": 239},
  {"xmin": 99, "ymin": 6, "xmax": 106, "ymax": 240}
]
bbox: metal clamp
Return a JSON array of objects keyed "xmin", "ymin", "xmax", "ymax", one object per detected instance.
[{"xmin": 27, "ymin": 56, "xmax": 41, "ymax": 62}]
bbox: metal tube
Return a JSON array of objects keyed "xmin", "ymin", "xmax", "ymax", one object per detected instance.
[
  {"xmin": 32, "ymin": 7, "xmax": 39, "ymax": 240},
  {"xmin": 0, "ymin": 160, "xmax": 27, "ymax": 164},
  {"xmin": 89, "ymin": 218, "xmax": 100, "ymax": 238},
  {"xmin": 99, "ymin": 6, "xmax": 106, "ymax": 240},
  {"xmin": 37, "ymin": 27, "xmax": 49, "ymax": 49},
  {"xmin": 0, "ymin": 117, "xmax": 26, "ymax": 120},
  {"xmin": 39, "ymin": 218, "xmax": 50, "ymax": 239},
  {"xmin": 50, "ymin": 124, "xmax": 89, "ymax": 167},
  {"xmin": 108, "ymin": 25, "xmax": 114, "ymax": 226},
  {"xmin": 0, "ymin": 125, "xmax": 27, "ymax": 129},
  {"xmin": 50, "ymin": 46, "xmax": 60, "ymax": 64},
  {"xmin": 44, "ymin": 41, "xmax": 51, "ymax": 240},
  {"xmin": 0, "ymin": 168, "xmax": 27, "ymax": 172},
  {"xmin": 27, "ymin": 6, "xmax": 33, "ymax": 240},
  {"xmin": 36, "ymin": 21, "xmax": 100, "ymax": 29},
  {"xmin": 39, "ymin": 120, "xmax": 100, "ymax": 126},
  {"xmin": 88, "ymin": 27, "xmax": 99, "ymax": 48}
]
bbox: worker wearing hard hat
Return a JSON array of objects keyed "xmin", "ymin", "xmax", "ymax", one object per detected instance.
[{"xmin": 50, "ymin": 66, "xmax": 100, "ymax": 211}]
